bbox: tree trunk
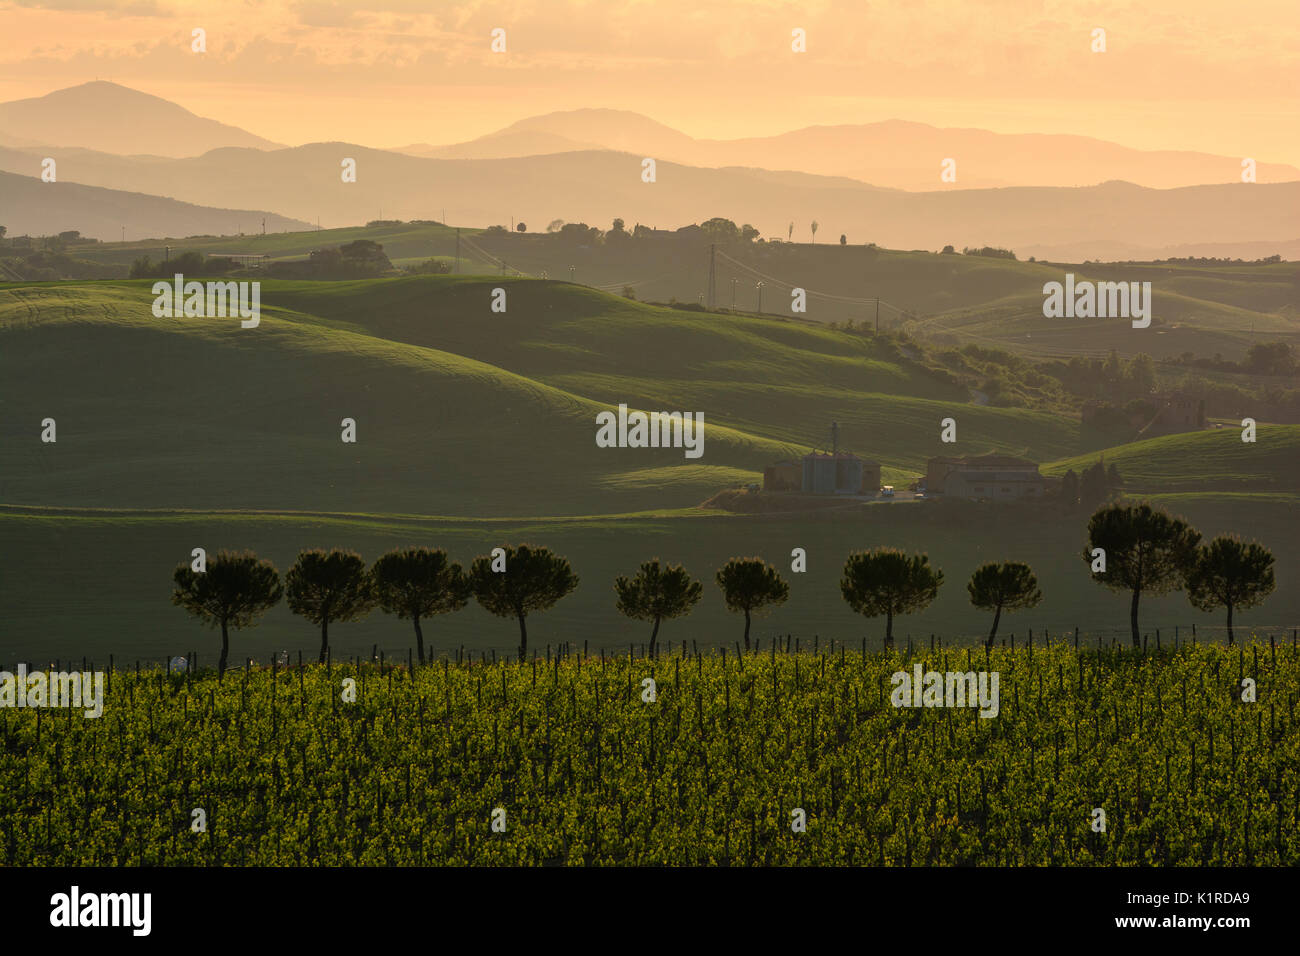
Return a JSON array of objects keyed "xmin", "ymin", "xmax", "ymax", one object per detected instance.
[
  {"xmin": 218, "ymin": 618, "xmax": 229, "ymax": 681},
  {"xmin": 1129, "ymin": 588, "xmax": 1142, "ymax": 647},
  {"xmin": 885, "ymin": 610, "xmax": 894, "ymax": 650},
  {"xmin": 986, "ymin": 605, "xmax": 1003, "ymax": 649},
  {"xmin": 413, "ymin": 615, "xmax": 425, "ymax": 663},
  {"xmin": 743, "ymin": 608, "xmax": 751, "ymax": 650},
  {"xmin": 318, "ymin": 618, "xmax": 330, "ymax": 664},
  {"xmin": 1225, "ymin": 603, "xmax": 1234, "ymax": 646},
  {"xmin": 649, "ymin": 616, "xmax": 661, "ymax": 656},
  {"xmin": 517, "ymin": 613, "xmax": 528, "ymax": 662}
]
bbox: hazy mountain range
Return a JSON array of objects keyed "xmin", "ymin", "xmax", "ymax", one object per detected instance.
[
  {"xmin": 3, "ymin": 140, "xmax": 1296, "ymax": 259},
  {"xmin": 0, "ymin": 170, "xmax": 311, "ymax": 242},
  {"xmin": 1, "ymin": 82, "xmax": 1296, "ymax": 258},
  {"xmin": 0, "ymin": 82, "xmax": 284, "ymax": 157},
  {"xmin": 7, "ymin": 82, "xmax": 1297, "ymax": 190},
  {"xmin": 394, "ymin": 108, "xmax": 1300, "ymax": 191}
]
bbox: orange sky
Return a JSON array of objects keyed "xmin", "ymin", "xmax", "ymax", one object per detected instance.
[{"xmin": 1, "ymin": 0, "xmax": 1296, "ymax": 162}]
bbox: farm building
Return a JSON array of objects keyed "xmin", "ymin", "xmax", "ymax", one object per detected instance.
[
  {"xmin": 926, "ymin": 454, "xmax": 1045, "ymax": 500},
  {"xmin": 860, "ymin": 459, "xmax": 883, "ymax": 495},
  {"xmin": 763, "ymin": 460, "xmax": 802, "ymax": 492},
  {"xmin": 801, "ymin": 452, "xmax": 881, "ymax": 495}
]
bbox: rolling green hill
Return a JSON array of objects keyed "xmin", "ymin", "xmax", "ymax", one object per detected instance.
[
  {"xmin": 1044, "ymin": 425, "xmax": 1300, "ymax": 495},
  {"xmin": 2, "ymin": 275, "xmax": 1296, "ymax": 659},
  {"xmin": 60, "ymin": 220, "xmax": 467, "ymax": 270},
  {"xmin": 59, "ymin": 226, "xmax": 1299, "ymax": 365},
  {"xmin": 0, "ymin": 276, "xmax": 1109, "ymax": 517},
  {"xmin": 914, "ymin": 288, "xmax": 1300, "ymax": 361}
]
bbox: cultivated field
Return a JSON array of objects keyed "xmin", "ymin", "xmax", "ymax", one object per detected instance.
[{"xmin": 2, "ymin": 641, "xmax": 1295, "ymax": 865}]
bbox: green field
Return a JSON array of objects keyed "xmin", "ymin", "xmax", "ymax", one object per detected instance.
[
  {"xmin": 2, "ymin": 275, "xmax": 1295, "ymax": 661},
  {"xmin": 913, "ymin": 289, "xmax": 1300, "ymax": 361},
  {"xmin": 2, "ymin": 641, "xmax": 1295, "ymax": 865},
  {"xmin": 3, "ymin": 493, "xmax": 1296, "ymax": 662},
  {"xmin": 0, "ymin": 276, "xmax": 1110, "ymax": 517},
  {"xmin": 1043, "ymin": 426, "xmax": 1300, "ymax": 494},
  {"xmin": 56, "ymin": 225, "xmax": 1300, "ymax": 362},
  {"xmin": 61, "ymin": 221, "xmax": 469, "ymax": 269}
]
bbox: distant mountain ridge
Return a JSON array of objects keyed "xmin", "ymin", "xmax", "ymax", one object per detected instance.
[
  {"xmin": 398, "ymin": 107, "xmax": 1300, "ymax": 191},
  {"xmin": 0, "ymin": 82, "xmax": 284, "ymax": 158},
  {"xmin": 1, "ymin": 84, "xmax": 1296, "ymax": 259},
  {"xmin": 0, "ymin": 141, "xmax": 1295, "ymax": 261},
  {"xmin": 4, "ymin": 84, "xmax": 1296, "ymax": 190},
  {"xmin": 0, "ymin": 170, "xmax": 312, "ymax": 242}
]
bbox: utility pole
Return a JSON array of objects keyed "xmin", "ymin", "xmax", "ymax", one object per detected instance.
[
  {"xmin": 707, "ymin": 243, "xmax": 716, "ymax": 310},
  {"xmin": 731, "ymin": 278, "xmax": 738, "ymax": 309},
  {"xmin": 756, "ymin": 281, "xmax": 763, "ymax": 315},
  {"xmin": 875, "ymin": 297, "xmax": 880, "ymax": 334},
  {"xmin": 455, "ymin": 228, "xmax": 460, "ymax": 273}
]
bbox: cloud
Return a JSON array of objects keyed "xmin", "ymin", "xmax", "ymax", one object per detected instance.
[
  {"xmin": 12, "ymin": 0, "xmax": 168, "ymax": 13},
  {"xmin": 292, "ymin": 1, "xmax": 367, "ymax": 28}
]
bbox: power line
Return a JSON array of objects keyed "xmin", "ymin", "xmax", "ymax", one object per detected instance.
[
  {"xmin": 707, "ymin": 243, "xmax": 716, "ymax": 310},
  {"xmin": 590, "ymin": 269, "xmax": 690, "ymax": 292},
  {"xmin": 457, "ymin": 234, "xmax": 535, "ymax": 277},
  {"xmin": 713, "ymin": 249, "xmax": 911, "ymax": 315}
]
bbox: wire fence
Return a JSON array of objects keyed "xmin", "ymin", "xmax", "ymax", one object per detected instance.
[{"xmin": 8, "ymin": 624, "xmax": 1298, "ymax": 675}]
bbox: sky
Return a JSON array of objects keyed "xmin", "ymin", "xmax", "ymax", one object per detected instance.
[{"xmin": 0, "ymin": 0, "xmax": 1296, "ymax": 162}]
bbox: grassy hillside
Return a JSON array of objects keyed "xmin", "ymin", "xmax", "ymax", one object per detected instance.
[
  {"xmin": 913, "ymin": 287, "xmax": 1299, "ymax": 361},
  {"xmin": 3, "ymin": 275, "xmax": 1296, "ymax": 660},
  {"xmin": 1044, "ymin": 426, "xmax": 1300, "ymax": 494},
  {"xmin": 61, "ymin": 220, "xmax": 467, "ymax": 270},
  {"xmin": 58, "ymin": 226, "xmax": 1299, "ymax": 364},
  {"xmin": 0, "ymin": 276, "xmax": 1109, "ymax": 517},
  {"xmin": 466, "ymin": 236, "xmax": 1299, "ymax": 363}
]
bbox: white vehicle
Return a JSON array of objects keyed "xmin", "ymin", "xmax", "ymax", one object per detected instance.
[{"xmin": 880, "ymin": 485, "xmax": 894, "ymax": 498}]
